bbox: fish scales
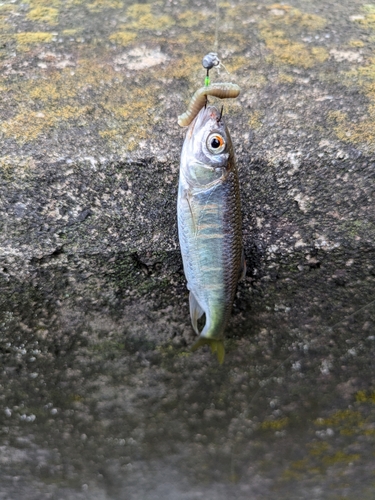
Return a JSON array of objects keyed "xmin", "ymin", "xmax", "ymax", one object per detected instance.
[{"xmin": 177, "ymin": 105, "xmax": 244, "ymax": 362}]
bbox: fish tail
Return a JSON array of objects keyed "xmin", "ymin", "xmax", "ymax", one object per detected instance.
[{"xmin": 191, "ymin": 337, "xmax": 225, "ymax": 364}]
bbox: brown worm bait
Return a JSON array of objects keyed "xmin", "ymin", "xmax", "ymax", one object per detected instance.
[{"xmin": 177, "ymin": 82, "xmax": 241, "ymax": 127}]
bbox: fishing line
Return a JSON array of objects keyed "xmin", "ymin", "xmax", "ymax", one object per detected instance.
[
  {"xmin": 201, "ymin": 0, "xmax": 229, "ymax": 87},
  {"xmin": 214, "ymin": 0, "xmax": 219, "ymax": 54}
]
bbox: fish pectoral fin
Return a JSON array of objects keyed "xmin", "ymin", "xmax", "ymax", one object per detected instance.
[
  {"xmin": 189, "ymin": 292, "xmax": 205, "ymax": 335},
  {"xmin": 191, "ymin": 337, "xmax": 225, "ymax": 364},
  {"xmin": 239, "ymin": 248, "xmax": 247, "ymax": 281}
]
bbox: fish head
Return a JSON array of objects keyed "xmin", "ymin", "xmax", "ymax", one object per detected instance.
[{"xmin": 180, "ymin": 105, "xmax": 233, "ymax": 188}]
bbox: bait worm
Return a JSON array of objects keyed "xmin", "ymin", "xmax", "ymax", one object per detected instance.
[{"xmin": 177, "ymin": 82, "xmax": 240, "ymax": 127}]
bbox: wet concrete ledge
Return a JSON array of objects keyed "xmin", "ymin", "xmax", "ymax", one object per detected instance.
[{"xmin": 0, "ymin": 0, "xmax": 375, "ymax": 498}]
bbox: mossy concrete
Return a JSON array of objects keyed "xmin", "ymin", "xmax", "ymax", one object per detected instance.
[{"xmin": 0, "ymin": 0, "xmax": 375, "ymax": 498}]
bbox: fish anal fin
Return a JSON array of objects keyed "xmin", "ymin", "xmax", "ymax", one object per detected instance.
[{"xmin": 189, "ymin": 292, "xmax": 204, "ymax": 335}]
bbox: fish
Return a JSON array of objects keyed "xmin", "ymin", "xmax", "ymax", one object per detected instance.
[
  {"xmin": 177, "ymin": 104, "xmax": 245, "ymax": 363},
  {"xmin": 177, "ymin": 83, "xmax": 240, "ymax": 127}
]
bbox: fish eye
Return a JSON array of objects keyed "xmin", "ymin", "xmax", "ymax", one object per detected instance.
[{"xmin": 206, "ymin": 133, "xmax": 226, "ymax": 154}]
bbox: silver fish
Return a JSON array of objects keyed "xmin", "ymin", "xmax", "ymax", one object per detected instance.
[{"xmin": 177, "ymin": 105, "xmax": 245, "ymax": 363}]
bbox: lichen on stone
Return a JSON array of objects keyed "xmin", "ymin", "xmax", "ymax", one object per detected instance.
[
  {"xmin": 266, "ymin": 3, "xmax": 326, "ymax": 30},
  {"xmin": 27, "ymin": 7, "xmax": 59, "ymax": 25},
  {"xmin": 248, "ymin": 110, "xmax": 263, "ymax": 129},
  {"xmin": 330, "ymin": 57, "xmax": 375, "ymax": 149},
  {"xmin": 15, "ymin": 31, "xmax": 53, "ymax": 49},
  {"xmin": 0, "ymin": 56, "xmax": 158, "ymax": 150},
  {"xmin": 260, "ymin": 417, "xmax": 289, "ymax": 430},
  {"xmin": 126, "ymin": 3, "xmax": 174, "ymax": 31},
  {"xmin": 109, "ymin": 31, "xmax": 137, "ymax": 46},
  {"xmin": 355, "ymin": 4, "xmax": 375, "ymax": 30},
  {"xmin": 177, "ymin": 10, "xmax": 208, "ymax": 28},
  {"xmin": 258, "ymin": 5, "xmax": 328, "ymax": 68},
  {"xmin": 87, "ymin": 0, "xmax": 123, "ymax": 12},
  {"xmin": 278, "ymin": 72, "xmax": 295, "ymax": 83}
]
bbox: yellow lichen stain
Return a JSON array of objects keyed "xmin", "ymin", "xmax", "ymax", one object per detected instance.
[
  {"xmin": 0, "ymin": 4, "xmax": 17, "ymax": 16},
  {"xmin": 109, "ymin": 31, "xmax": 137, "ymax": 46},
  {"xmin": 349, "ymin": 40, "xmax": 365, "ymax": 48},
  {"xmin": 30, "ymin": 0, "xmax": 61, "ymax": 7},
  {"xmin": 283, "ymin": 438, "xmax": 362, "ymax": 481},
  {"xmin": 2, "ymin": 111, "xmax": 54, "ymax": 143},
  {"xmin": 259, "ymin": 5, "xmax": 328, "ymax": 68},
  {"xmin": 248, "ymin": 110, "xmax": 263, "ymax": 129},
  {"xmin": 266, "ymin": 4, "xmax": 326, "ymax": 30},
  {"xmin": 106, "ymin": 3, "xmax": 176, "ymax": 45},
  {"xmin": 335, "ymin": 8, "xmax": 375, "ymax": 146},
  {"xmin": 54, "ymin": 105, "xmax": 87, "ymax": 120},
  {"xmin": 260, "ymin": 22, "xmax": 328, "ymax": 68},
  {"xmin": 15, "ymin": 32, "xmax": 53, "ymax": 49},
  {"xmin": 314, "ymin": 409, "xmax": 363, "ymax": 428},
  {"xmin": 322, "ymin": 451, "xmax": 360, "ymax": 466},
  {"xmin": 281, "ymin": 458, "xmax": 309, "ymax": 480},
  {"xmin": 281, "ymin": 469, "xmax": 301, "ymax": 481},
  {"xmin": 278, "ymin": 72, "xmax": 295, "ymax": 83},
  {"xmin": 328, "ymin": 110, "xmax": 347, "ymax": 124},
  {"xmin": 291, "ymin": 459, "xmax": 309, "ymax": 470},
  {"xmin": 97, "ymin": 78, "xmax": 158, "ymax": 151},
  {"xmin": 281, "ymin": 390, "xmax": 375, "ymax": 483},
  {"xmin": 356, "ymin": 390, "xmax": 375, "ymax": 403},
  {"xmin": 246, "ymin": 70, "xmax": 267, "ymax": 88},
  {"xmin": 87, "ymin": 0, "xmax": 123, "ymax": 12},
  {"xmin": 26, "ymin": 72, "xmax": 79, "ymax": 103},
  {"xmin": 2, "ymin": 106, "xmax": 89, "ymax": 144},
  {"xmin": 126, "ymin": 4, "xmax": 174, "ymax": 31},
  {"xmin": 164, "ymin": 53, "xmax": 202, "ymax": 81},
  {"xmin": 29, "ymin": 82, "xmax": 62, "ymax": 102},
  {"xmin": 329, "ymin": 90, "xmax": 375, "ymax": 149},
  {"xmin": 308, "ymin": 441, "xmax": 329, "ymax": 456},
  {"xmin": 64, "ymin": 0, "xmax": 84, "ymax": 5},
  {"xmin": 0, "ymin": 19, "xmax": 12, "ymax": 35},
  {"xmin": 99, "ymin": 129, "xmax": 118, "ymax": 140},
  {"xmin": 27, "ymin": 7, "xmax": 59, "ymax": 25},
  {"xmin": 362, "ymin": 428, "xmax": 375, "ymax": 436},
  {"xmin": 1, "ymin": 58, "xmax": 157, "ymax": 150},
  {"xmin": 259, "ymin": 417, "xmax": 289, "ymax": 430},
  {"xmin": 316, "ymin": 406, "xmax": 375, "ymax": 438},
  {"xmin": 228, "ymin": 55, "xmax": 249, "ymax": 73},
  {"xmin": 165, "ymin": 30, "xmax": 215, "ymax": 50},
  {"xmin": 177, "ymin": 351, "xmax": 192, "ymax": 358},
  {"xmin": 71, "ymin": 393, "xmax": 84, "ymax": 402},
  {"xmin": 356, "ymin": 4, "xmax": 375, "ymax": 30},
  {"xmin": 177, "ymin": 10, "xmax": 208, "ymax": 28},
  {"xmin": 62, "ymin": 29, "xmax": 79, "ymax": 36}
]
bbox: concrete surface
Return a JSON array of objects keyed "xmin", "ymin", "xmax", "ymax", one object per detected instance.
[{"xmin": 0, "ymin": 0, "xmax": 375, "ymax": 498}]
